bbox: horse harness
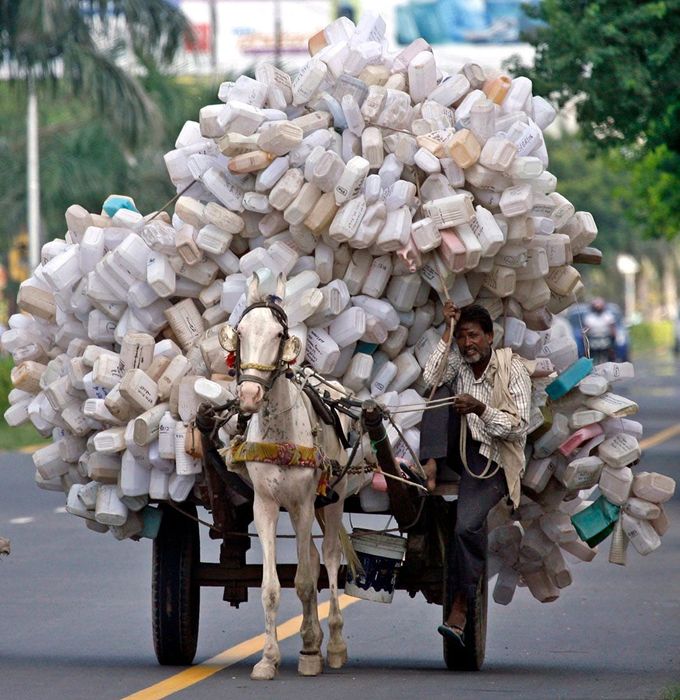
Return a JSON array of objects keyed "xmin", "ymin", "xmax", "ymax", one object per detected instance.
[
  {"xmin": 229, "ymin": 298, "xmax": 354, "ymax": 448},
  {"xmin": 233, "ymin": 298, "xmax": 291, "ymax": 392}
]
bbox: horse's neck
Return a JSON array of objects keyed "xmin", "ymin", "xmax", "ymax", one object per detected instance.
[{"xmin": 248, "ymin": 375, "xmax": 313, "ymax": 444}]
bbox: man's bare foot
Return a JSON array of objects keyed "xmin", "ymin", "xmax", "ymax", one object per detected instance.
[
  {"xmin": 446, "ymin": 592, "xmax": 467, "ymax": 631},
  {"xmin": 423, "ymin": 458, "xmax": 437, "ymax": 492}
]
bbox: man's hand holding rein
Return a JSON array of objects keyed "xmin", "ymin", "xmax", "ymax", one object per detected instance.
[
  {"xmin": 442, "ymin": 300, "xmax": 461, "ymax": 344},
  {"xmin": 452, "ymin": 393, "xmax": 486, "ymax": 416}
]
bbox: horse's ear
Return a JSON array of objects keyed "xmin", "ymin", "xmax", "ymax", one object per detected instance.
[
  {"xmin": 218, "ymin": 324, "xmax": 238, "ymax": 352},
  {"xmin": 246, "ymin": 271, "xmax": 262, "ymax": 303},
  {"xmin": 282, "ymin": 335, "xmax": 302, "ymax": 363},
  {"xmin": 275, "ymin": 273, "xmax": 286, "ymax": 301}
]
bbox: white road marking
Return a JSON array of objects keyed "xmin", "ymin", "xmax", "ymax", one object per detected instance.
[
  {"xmin": 54, "ymin": 507, "xmax": 67, "ymax": 514},
  {"xmin": 9, "ymin": 517, "xmax": 34, "ymax": 525}
]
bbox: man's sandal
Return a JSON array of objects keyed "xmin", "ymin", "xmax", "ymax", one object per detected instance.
[{"xmin": 437, "ymin": 623, "xmax": 465, "ymax": 647}]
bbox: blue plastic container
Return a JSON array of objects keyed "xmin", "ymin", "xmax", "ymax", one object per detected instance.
[
  {"xmin": 103, "ymin": 194, "xmax": 139, "ymax": 218},
  {"xmin": 545, "ymin": 356, "xmax": 593, "ymax": 401}
]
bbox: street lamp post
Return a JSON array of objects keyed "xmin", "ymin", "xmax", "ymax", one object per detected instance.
[
  {"xmin": 616, "ymin": 253, "xmax": 640, "ymax": 324},
  {"xmin": 209, "ymin": 0, "xmax": 218, "ymax": 72},
  {"xmin": 27, "ymin": 76, "xmax": 41, "ymax": 271}
]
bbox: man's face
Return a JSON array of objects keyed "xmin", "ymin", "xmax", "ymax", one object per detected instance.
[{"xmin": 455, "ymin": 321, "xmax": 493, "ymax": 365}]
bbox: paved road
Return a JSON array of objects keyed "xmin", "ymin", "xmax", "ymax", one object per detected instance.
[{"xmin": 1, "ymin": 353, "xmax": 679, "ymax": 700}]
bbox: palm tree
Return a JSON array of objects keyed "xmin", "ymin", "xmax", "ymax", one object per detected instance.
[{"xmin": 0, "ymin": 1, "xmax": 191, "ymax": 267}]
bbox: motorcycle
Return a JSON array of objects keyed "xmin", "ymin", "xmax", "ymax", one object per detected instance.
[{"xmin": 587, "ymin": 331, "xmax": 615, "ymax": 365}]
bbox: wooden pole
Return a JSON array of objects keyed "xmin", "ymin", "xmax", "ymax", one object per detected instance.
[{"xmin": 361, "ymin": 399, "xmax": 419, "ymax": 530}]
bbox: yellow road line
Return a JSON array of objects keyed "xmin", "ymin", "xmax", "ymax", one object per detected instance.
[
  {"xmin": 122, "ymin": 594, "xmax": 359, "ymax": 700},
  {"xmin": 18, "ymin": 444, "xmax": 42, "ymax": 454},
  {"xmin": 639, "ymin": 422, "xmax": 680, "ymax": 450}
]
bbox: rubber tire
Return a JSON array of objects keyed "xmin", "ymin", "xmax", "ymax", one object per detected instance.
[
  {"xmin": 442, "ymin": 504, "xmax": 488, "ymax": 672},
  {"xmin": 152, "ymin": 502, "xmax": 200, "ymax": 666}
]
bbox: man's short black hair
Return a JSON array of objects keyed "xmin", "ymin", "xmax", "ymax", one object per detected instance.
[{"xmin": 455, "ymin": 304, "xmax": 493, "ymax": 335}]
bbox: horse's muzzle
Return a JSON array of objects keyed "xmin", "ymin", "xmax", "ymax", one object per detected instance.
[{"xmin": 238, "ymin": 381, "xmax": 264, "ymax": 414}]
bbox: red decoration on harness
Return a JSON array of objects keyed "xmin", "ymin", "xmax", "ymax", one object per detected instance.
[{"xmin": 226, "ymin": 352, "xmax": 236, "ymax": 369}]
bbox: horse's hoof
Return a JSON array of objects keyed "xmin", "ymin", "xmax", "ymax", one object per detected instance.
[
  {"xmin": 298, "ymin": 652, "xmax": 324, "ymax": 676},
  {"xmin": 251, "ymin": 660, "xmax": 277, "ymax": 681},
  {"xmin": 327, "ymin": 647, "xmax": 348, "ymax": 669}
]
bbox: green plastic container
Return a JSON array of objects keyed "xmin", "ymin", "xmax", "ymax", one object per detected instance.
[
  {"xmin": 355, "ymin": 341, "xmax": 378, "ymax": 355},
  {"xmin": 571, "ymin": 495, "xmax": 620, "ymax": 547},
  {"xmin": 140, "ymin": 506, "xmax": 163, "ymax": 540}
]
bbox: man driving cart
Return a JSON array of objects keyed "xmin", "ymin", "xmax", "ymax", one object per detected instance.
[{"xmin": 420, "ymin": 302, "xmax": 532, "ymax": 646}]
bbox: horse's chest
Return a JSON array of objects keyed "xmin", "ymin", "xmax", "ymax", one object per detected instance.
[{"xmin": 250, "ymin": 398, "xmax": 314, "ymax": 445}]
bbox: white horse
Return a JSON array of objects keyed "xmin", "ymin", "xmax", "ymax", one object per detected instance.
[{"xmin": 219, "ymin": 271, "xmax": 363, "ymax": 680}]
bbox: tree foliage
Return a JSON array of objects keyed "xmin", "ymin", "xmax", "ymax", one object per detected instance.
[
  {"xmin": 0, "ymin": 75, "xmax": 220, "ymax": 253},
  {"xmin": 545, "ymin": 135, "xmax": 633, "ymax": 253},
  {"xmin": 508, "ymin": 0, "xmax": 680, "ymax": 153},
  {"xmin": 627, "ymin": 146, "xmax": 680, "ymax": 240},
  {"xmin": 545, "ymin": 133, "xmax": 676, "ymax": 303},
  {"xmin": 507, "ymin": 0, "xmax": 680, "ymax": 239},
  {"xmin": 0, "ymin": 0, "xmax": 192, "ymax": 145}
]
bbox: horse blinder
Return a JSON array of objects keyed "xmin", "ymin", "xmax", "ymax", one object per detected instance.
[
  {"xmin": 218, "ymin": 324, "xmax": 238, "ymax": 352},
  {"xmin": 282, "ymin": 334, "xmax": 302, "ymax": 364}
]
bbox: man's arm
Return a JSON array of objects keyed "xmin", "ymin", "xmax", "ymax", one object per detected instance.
[
  {"xmin": 479, "ymin": 361, "xmax": 532, "ymax": 441},
  {"xmin": 423, "ymin": 301, "xmax": 462, "ymax": 388},
  {"xmin": 423, "ymin": 337, "xmax": 462, "ymax": 387}
]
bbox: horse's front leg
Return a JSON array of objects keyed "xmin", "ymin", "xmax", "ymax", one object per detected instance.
[
  {"xmin": 289, "ymin": 500, "xmax": 324, "ymax": 676},
  {"xmin": 322, "ymin": 492, "xmax": 348, "ymax": 669},
  {"xmin": 251, "ymin": 492, "xmax": 281, "ymax": 680}
]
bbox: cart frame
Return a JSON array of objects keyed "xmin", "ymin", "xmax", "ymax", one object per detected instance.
[{"xmin": 151, "ymin": 400, "xmax": 488, "ymax": 671}]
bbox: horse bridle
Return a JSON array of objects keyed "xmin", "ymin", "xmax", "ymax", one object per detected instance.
[{"xmin": 234, "ymin": 299, "xmax": 291, "ymax": 392}]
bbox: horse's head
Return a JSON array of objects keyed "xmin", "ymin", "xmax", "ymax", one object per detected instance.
[{"xmin": 219, "ymin": 270, "xmax": 301, "ymax": 414}]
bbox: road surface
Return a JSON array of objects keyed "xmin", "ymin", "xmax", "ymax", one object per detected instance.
[{"xmin": 1, "ymin": 353, "xmax": 679, "ymax": 700}]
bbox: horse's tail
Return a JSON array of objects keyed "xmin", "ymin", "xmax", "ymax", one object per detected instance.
[
  {"xmin": 338, "ymin": 523, "xmax": 363, "ymax": 579},
  {"xmin": 315, "ymin": 511, "xmax": 363, "ymax": 579}
]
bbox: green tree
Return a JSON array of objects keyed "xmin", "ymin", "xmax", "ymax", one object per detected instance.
[
  {"xmin": 508, "ymin": 0, "xmax": 680, "ymax": 153},
  {"xmin": 0, "ymin": 1, "xmax": 191, "ymax": 144},
  {"xmin": 545, "ymin": 133, "xmax": 636, "ymax": 297},
  {"xmin": 0, "ymin": 0, "xmax": 191, "ymax": 265},
  {"xmin": 507, "ymin": 0, "xmax": 680, "ymax": 239},
  {"xmin": 627, "ymin": 146, "xmax": 680, "ymax": 240},
  {"xmin": 0, "ymin": 73, "xmax": 220, "ymax": 316},
  {"xmin": 0, "ymin": 73, "xmax": 219, "ymax": 249}
]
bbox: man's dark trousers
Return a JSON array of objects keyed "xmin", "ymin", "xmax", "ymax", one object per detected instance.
[{"xmin": 420, "ymin": 385, "xmax": 507, "ymax": 601}]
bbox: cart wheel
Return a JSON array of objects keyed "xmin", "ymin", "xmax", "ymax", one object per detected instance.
[
  {"xmin": 152, "ymin": 502, "xmax": 200, "ymax": 665},
  {"xmin": 442, "ymin": 504, "xmax": 488, "ymax": 671}
]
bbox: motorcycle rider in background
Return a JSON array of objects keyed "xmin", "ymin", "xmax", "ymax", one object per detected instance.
[{"xmin": 583, "ymin": 297, "xmax": 617, "ymax": 364}]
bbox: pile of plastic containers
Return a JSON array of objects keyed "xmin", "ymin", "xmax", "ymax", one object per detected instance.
[{"xmin": 3, "ymin": 12, "xmax": 675, "ymax": 604}]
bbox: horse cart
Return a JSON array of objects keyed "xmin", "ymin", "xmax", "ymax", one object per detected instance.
[{"xmin": 151, "ymin": 393, "xmax": 488, "ymax": 673}]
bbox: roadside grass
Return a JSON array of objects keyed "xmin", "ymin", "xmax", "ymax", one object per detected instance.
[
  {"xmin": 661, "ymin": 685, "xmax": 680, "ymax": 700},
  {"xmin": 629, "ymin": 320, "xmax": 674, "ymax": 354},
  {"xmin": 0, "ymin": 354, "xmax": 14, "ymax": 415},
  {"xmin": 0, "ymin": 355, "xmax": 46, "ymax": 451},
  {"xmin": 0, "ymin": 420, "xmax": 46, "ymax": 452}
]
